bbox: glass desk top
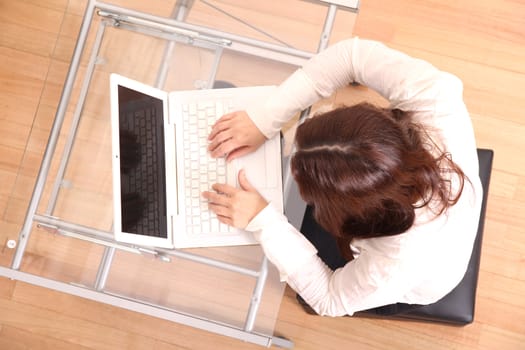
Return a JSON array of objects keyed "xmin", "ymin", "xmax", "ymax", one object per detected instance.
[{"xmin": 1, "ymin": 0, "xmax": 358, "ymax": 347}]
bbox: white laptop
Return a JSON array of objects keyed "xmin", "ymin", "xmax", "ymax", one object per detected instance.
[{"xmin": 109, "ymin": 74, "xmax": 283, "ymax": 249}]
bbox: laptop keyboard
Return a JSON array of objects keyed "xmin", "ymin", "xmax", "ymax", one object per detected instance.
[{"xmin": 181, "ymin": 100, "xmax": 235, "ymax": 236}]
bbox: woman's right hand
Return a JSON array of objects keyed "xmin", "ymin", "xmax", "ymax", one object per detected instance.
[
  {"xmin": 208, "ymin": 110, "xmax": 267, "ymax": 162},
  {"xmin": 202, "ymin": 169, "xmax": 268, "ymax": 229}
]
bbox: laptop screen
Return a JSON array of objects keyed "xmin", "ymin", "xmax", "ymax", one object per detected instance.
[{"xmin": 117, "ymin": 85, "xmax": 168, "ymax": 239}]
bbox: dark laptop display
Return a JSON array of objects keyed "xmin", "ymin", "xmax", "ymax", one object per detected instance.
[{"xmin": 117, "ymin": 85, "xmax": 167, "ymax": 238}]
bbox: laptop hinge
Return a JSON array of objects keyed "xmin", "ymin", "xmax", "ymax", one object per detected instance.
[{"xmin": 137, "ymin": 247, "xmax": 172, "ymax": 262}]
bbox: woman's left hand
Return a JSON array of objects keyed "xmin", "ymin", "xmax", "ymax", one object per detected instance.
[{"xmin": 202, "ymin": 169, "xmax": 268, "ymax": 229}]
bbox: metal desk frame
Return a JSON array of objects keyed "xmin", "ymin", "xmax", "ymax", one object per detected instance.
[{"xmin": 2, "ymin": 0, "xmax": 359, "ymax": 347}]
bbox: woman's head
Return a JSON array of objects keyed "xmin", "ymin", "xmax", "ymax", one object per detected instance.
[{"xmin": 291, "ymin": 103, "xmax": 465, "ymax": 259}]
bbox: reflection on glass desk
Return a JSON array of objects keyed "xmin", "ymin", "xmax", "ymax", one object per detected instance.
[{"xmin": 0, "ymin": 0, "xmax": 358, "ymax": 347}]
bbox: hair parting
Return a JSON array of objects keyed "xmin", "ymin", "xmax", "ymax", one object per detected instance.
[{"xmin": 291, "ymin": 103, "xmax": 466, "ymax": 260}]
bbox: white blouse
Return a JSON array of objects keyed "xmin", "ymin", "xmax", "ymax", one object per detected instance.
[{"xmin": 244, "ymin": 37, "xmax": 483, "ymax": 316}]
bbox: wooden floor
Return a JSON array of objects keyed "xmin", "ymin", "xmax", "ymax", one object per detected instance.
[{"xmin": 1, "ymin": 0, "xmax": 525, "ymax": 349}]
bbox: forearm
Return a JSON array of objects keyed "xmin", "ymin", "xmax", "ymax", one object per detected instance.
[
  {"xmin": 246, "ymin": 69, "xmax": 322, "ymax": 139},
  {"xmin": 245, "ymin": 205, "xmax": 351, "ymax": 316},
  {"xmin": 245, "ymin": 37, "xmax": 377, "ymax": 138},
  {"xmin": 248, "ymin": 37, "xmax": 456, "ymax": 140},
  {"xmin": 287, "ymin": 257, "xmax": 351, "ymax": 316},
  {"xmin": 245, "ymin": 204, "xmax": 318, "ymax": 281}
]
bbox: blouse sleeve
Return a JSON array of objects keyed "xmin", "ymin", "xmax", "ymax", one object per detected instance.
[
  {"xmin": 247, "ymin": 37, "xmax": 465, "ymax": 140},
  {"xmin": 246, "ymin": 204, "xmax": 410, "ymax": 316}
]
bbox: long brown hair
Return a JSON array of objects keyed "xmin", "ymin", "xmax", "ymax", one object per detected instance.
[{"xmin": 291, "ymin": 103, "xmax": 466, "ymax": 261}]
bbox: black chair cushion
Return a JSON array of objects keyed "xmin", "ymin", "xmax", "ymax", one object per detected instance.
[{"xmin": 385, "ymin": 148, "xmax": 493, "ymax": 324}]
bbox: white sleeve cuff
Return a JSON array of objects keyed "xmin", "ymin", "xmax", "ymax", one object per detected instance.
[{"xmin": 245, "ymin": 204, "xmax": 318, "ymax": 281}]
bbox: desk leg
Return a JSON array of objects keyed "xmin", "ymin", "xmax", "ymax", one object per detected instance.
[
  {"xmin": 155, "ymin": 0, "xmax": 194, "ymax": 88},
  {"xmin": 243, "ymin": 257, "xmax": 269, "ymax": 332},
  {"xmin": 318, "ymin": 4, "xmax": 337, "ymax": 52},
  {"xmin": 95, "ymin": 246, "xmax": 116, "ymax": 291},
  {"xmin": 206, "ymin": 46, "xmax": 224, "ymax": 88}
]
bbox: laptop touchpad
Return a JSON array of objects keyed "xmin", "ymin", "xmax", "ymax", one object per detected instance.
[{"xmin": 236, "ymin": 137, "xmax": 279, "ymax": 191}]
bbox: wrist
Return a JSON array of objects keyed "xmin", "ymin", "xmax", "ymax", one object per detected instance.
[{"xmin": 245, "ymin": 203, "xmax": 272, "ymax": 232}]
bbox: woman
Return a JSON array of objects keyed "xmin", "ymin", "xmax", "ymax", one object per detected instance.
[{"xmin": 202, "ymin": 37, "xmax": 483, "ymax": 316}]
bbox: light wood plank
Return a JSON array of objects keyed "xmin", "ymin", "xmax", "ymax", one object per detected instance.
[
  {"xmin": 0, "ymin": 325, "xmax": 92, "ymax": 350},
  {"xmin": 0, "ymin": 2, "xmax": 64, "ymax": 35},
  {"xmin": 1, "ymin": 0, "xmax": 525, "ymax": 349},
  {"xmin": 20, "ymin": 0, "xmax": 69, "ymax": 12},
  {"xmin": 0, "ymin": 297, "xmax": 161, "ymax": 350},
  {"xmin": 0, "ymin": 276, "xmax": 16, "ymax": 300},
  {"xmin": 0, "ymin": 22, "xmax": 59, "ymax": 59}
]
